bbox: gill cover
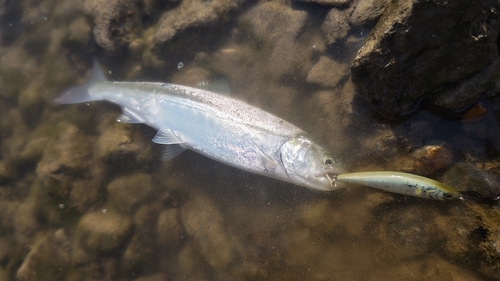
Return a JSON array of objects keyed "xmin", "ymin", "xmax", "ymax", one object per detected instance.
[{"xmin": 280, "ymin": 134, "xmax": 343, "ymax": 190}]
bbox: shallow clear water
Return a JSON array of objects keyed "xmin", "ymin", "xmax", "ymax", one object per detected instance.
[{"xmin": 0, "ymin": 1, "xmax": 499, "ymax": 281}]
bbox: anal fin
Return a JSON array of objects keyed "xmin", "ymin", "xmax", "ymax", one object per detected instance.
[{"xmin": 162, "ymin": 144, "xmax": 186, "ymax": 161}]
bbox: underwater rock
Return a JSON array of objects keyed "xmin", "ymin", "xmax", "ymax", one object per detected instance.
[
  {"xmin": 133, "ymin": 273, "xmax": 168, "ymax": 281},
  {"xmin": 134, "ymin": 203, "xmax": 162, "ymax": 240},
  {"xmin": 66, "ymin": 169, "xmax": 104, "ymax": 213},
  {"xmin": 122, "ymin": 234, "xmax": 156, "ymax": 274},
  {"xmin": 17, "ymin": 229, "xmax": 72, "ymax": 281},
  {"xmin": 37, "ymin": 123, "xmax": 92, "ymax": 179},
  {"xmin": 62, "ymin": 16, "xmax": 93, "ymax": 51},
  {"xmin": 299, "ymin": 199, "xmax": 338, "ymax": 234},
  {"xmin": 352, "ymin": 0, "xmax": 500, "ymax": 120},
  {"xmin": 0, "ymin": 237, "xmax": 11, "ymax": 265},
  {"xmin": 0, "ymin": 160, "xmax": 16, "ymax": 182},
  {"xmin": 443, "ymin": 163, "xmax": 500, "ymax": 200},
  {"xmin": 84, "ymin": 0, "xmax": 143, "ymax": 53},
  {"xmin": 306, "ymin": 56, "xmax": 350, "ymax": 88},
  {"xmin": 98, "ymin": 118, "xmax": 156, "ymax": 170},
  {"xmin": 293, "ymin": 0, "xmax": 352, "ymax": 7},
  {"xmin": 432, "ymin": 58, "xmax": 500, "ymax": 112},
  {"xmin": 372, "ymin": 254, "xmax": 482, "ymax": 280},
  {"xmin": 152, "ymin": 0, "xmax": 245, "ymax": 60},
  {"xmin": 176, "ymin": 242, "xmax": 212, "ymax": 280},
  {"xmin": 434, "ymin": 203, "xmax": 480, "ymax": 259},
  {"xmin": 76, "ymin": 211, "xmax": 134, "ymax": 253},
  {"xmin": 35, "ymin": 122, "xmax": 104, "ymax": 213},
  {"xmin": 238, "ymin": 2, "xmax": 310, "ymax": 79},
  {"xmin": 299, "ymin": 190, "xmax": 394, "ymax": 238},
  {"xmin": 0, "ymin": 108, "xmax": 29, "ymax": 171},
  {"xmin": 321, "ymin": 7, "xmax": 350, "ymax": 46},
  {"xmin": 374, "ymin": 204, "xmax": 440, "ymax": 262},
  {"xmin": 394, "ymin": 143, "xmax": 453, "ymax": 177},
  {"xmin": 349, "ymin": 0, "xmax": 390, "ymax": 28},
  {"xmin": 123, "ymin": 204, "xmax": 165, "ymax": 272},
  {"xmin": 465, "ymin": 203, "xmax": 500, "ymax": 279},
  {"xmin": 157, "ymin": 208, "xmax": 183, "ymax": 248},
  {"xmin": 180, "ymin": 190, "xmax": 243, "ymax": 270},
  {"xmin": 107, "ymin": 173, "xmax": 154, "ymax": 214},
  {"xmin": 14, "ymin": 202, "xmax": 42, "ymax": 246}
]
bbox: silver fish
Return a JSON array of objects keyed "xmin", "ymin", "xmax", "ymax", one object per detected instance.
[
  {"xmin": 334, "ymin": 171, "xmax": 461, "ymax": 200},
  {"xmin": 54, "ymin": 61, "xmax": 345, "ymax": 191}
]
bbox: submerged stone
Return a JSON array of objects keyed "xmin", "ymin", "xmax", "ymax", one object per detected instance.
[
  {"xmin": 157, "ymin": 208, "xmax": 183, "ymax": 248},
  {"xmin": 238, "ymin": 2, "xmax": 310, "ymax": 80},
  {"xmin": 349, "ymin": 0, "xmax": 390, "ymax": 28},
  {"xmin": 107, "ymin": 173, "xmax": 154, "ymax": 213},
  {"xmin": 443, "ymin": 163, "xmax": 500, "ymax": 200},
  {"xmin": 321, "ymin": 8, "xmax": 350, "ymax": 46},
  {"xmin": 307, "ymin": 56, "xmax": 350, "ymax": 87},
  {"xmin": 84, "ymin": 0, "xmax": 143, "ymax": 53},
  {"xmin": 152, "ymin": 0, "xmax": 246, "ymax": 62},
  {"xmin": 180, "ymin": 190, "xmax": 243, "ymax": 270},
  {"xmin": 352, "ymin": 0, "xmax": 500, "ymax": 120},
  {"xmin": 394, "ymin": 143, "xmax": 453, "ymax": 176},
  {"xmin": 16, "ymin": 229, "xmax": 72, "ymax": 281},
  {"xmin": 293, "ymin": 0, "xmax": 352, "ymax": 7},
  {"xmin": 76, "ymin": 211, "xmax": 134, "ymax": 253}
]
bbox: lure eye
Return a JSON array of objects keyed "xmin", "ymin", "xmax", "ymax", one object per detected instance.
[{"xmin": 444, "ymin": 193, "xmax": 455, "ymax": 200}]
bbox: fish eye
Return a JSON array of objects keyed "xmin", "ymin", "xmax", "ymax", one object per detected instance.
[{"xmin": 322, "ymin": 155, "xmax": 334, "ymax": 166}]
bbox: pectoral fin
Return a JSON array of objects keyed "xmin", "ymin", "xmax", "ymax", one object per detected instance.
[
  {"xmin": 152, "ymin": 129, "xmax": 184, "ymax": 145},
  {"xmin": 252, "ymin": 141, "xmax": 277, "ymax": 171},
  {"xmin": 197, "ymin": 79, "xmax": 231, "ymax": 96}
]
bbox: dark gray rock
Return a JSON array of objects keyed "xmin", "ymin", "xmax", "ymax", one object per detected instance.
[
  {"xmin": 352, "ymin": 0, "xmax": 500, "ymax": 120},
  {"xmin": 443, "ymin": 163, "xmax": 500, "ymax": 200}
]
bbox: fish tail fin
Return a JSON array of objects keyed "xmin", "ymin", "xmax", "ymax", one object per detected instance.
[{"xmin": 53, "ymin": 58, "xmax": 107, "ymax": 104}]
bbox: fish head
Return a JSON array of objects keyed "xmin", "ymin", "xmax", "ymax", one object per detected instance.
[{"xmin": 280, "ymin": 134, "xmax": 345, "ymax": 191}]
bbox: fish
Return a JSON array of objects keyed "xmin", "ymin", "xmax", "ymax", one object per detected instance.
[
  {"xmin": 54, "ymin": 60, "xmax": 345, "ymax": 191},
  {"xmin": 334, "ymin": 171, "xmax": 461, "ymax": 200}
]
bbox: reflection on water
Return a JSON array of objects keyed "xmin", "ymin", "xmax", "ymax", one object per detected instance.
[{"xmin": 0, "ymin": 0, "xmax": 499, "ymax": 280}]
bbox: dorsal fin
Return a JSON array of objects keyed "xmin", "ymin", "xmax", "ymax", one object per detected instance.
[{"xmin": 196, "ymin": 79, "xmax": 231, "ymax": 96}]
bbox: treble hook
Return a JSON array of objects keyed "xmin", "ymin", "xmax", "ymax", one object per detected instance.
[{"xmin": 325, "ymin": 173, "xmax": 337, "ymax": 188}]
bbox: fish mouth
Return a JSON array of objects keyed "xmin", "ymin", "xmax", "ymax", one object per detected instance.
[{"xmin": 315, "ymin": 172, "xmax": 338, "ymax": 188}]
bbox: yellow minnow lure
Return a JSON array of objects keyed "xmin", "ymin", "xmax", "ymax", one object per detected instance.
[{"xmin": 334, "ymin": 171, "xmax": 461, "ymax": 200}]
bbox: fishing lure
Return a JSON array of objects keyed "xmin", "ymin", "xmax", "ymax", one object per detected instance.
[{"xmin": 334, "ymin": 171, "xmax": 461, "ymax": 200}]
